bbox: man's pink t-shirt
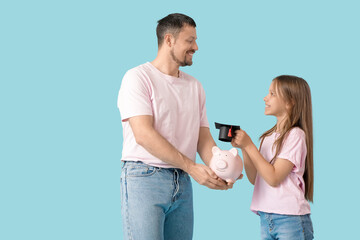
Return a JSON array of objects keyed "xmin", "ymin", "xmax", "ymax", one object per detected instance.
[
  {"xmin": 250, "ymin": 127, "xmax": 311, "ymax": 215},
  {"xmin": 117, "ymin": 62, "xmax": 209, "ymax": 168}
]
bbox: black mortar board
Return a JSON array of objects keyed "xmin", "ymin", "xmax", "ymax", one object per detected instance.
[{"xmin": 215, "ymin": 122, "xmax": 241, "ymax": 142}]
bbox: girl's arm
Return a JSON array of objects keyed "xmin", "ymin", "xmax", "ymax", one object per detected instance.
[
  {"xmin": 240, "ymin": 149, "xmax": 257, "ymax": 185},
  {"xmin": 232, "ymin": 130, "xmax": 294, "ymax": 187}
]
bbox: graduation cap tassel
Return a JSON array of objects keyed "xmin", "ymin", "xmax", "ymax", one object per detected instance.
[{"xmin": 228, "ymin": 127, "xmax": 232, "ymax": 137}]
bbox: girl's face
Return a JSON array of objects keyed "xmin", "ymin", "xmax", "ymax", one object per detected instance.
[{"xmin": 264, "ymin": 81, "xmax": 290, "ymax": 119}]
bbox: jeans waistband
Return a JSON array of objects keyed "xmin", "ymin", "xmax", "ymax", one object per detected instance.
[{"xmin": 123, "ymin": 160, "xmax": 187, "ymax": 175}]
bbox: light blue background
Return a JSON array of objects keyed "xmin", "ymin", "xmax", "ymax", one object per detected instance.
[{"xmin": 1, "ymin": 0, "xmax": 359, "ymax": 239}]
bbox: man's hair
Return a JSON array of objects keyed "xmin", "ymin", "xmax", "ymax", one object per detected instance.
[{"xmin": 156, "ymin": 13, "xmax": 196, "ymax": 46}]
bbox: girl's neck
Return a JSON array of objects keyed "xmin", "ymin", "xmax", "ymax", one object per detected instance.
[{"xmin": 276, "ymin": 116, "xmax": 287, "ymax": 132}]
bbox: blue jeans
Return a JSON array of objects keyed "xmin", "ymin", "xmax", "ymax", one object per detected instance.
[
  {"xmin": 258, "ymin": 211, "xmax": 314, "ymax": 240},
  {"xmin": 120, "ymin": 161, "xmax": 193, "ymax": 240}
]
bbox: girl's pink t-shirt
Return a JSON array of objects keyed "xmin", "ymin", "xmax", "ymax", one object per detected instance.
[
  {"xmin": 117, "ymin": 62, "xmax": 209, "ymax": 168},
  {"xmin": 250, "ymin": 127, "xmax": 311, "ymax": 215}
]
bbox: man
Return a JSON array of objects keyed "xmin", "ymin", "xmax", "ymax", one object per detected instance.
[{"xmin": 117, "ymin": 13, "xmax": 232, "ymax": 240}]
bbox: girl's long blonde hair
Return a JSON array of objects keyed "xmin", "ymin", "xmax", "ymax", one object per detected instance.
[{"xmin": 260, "ymin": 75, "xmax": 314, "ymax": 202}]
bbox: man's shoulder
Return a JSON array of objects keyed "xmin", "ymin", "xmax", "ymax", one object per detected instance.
[
  {"xmin": 123, "ymin": 62, "xmax": 152, "ymax": 81},
  {"xmin": 180, "ymin": 70, "xmax": 200, "ymax": 83},
  {"xmin": 126, "ymin": 62, "xmax": 150, "ymax": 74}
]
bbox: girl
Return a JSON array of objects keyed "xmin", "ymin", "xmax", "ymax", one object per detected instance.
[{"xmin": 232, "ymin": 75, "xmax": 314, "ymax": 240}]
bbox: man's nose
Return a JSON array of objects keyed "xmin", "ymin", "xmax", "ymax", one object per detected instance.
[{"xmin": 193, "ymin": 41, "xmax": 199, "ymax": 51}]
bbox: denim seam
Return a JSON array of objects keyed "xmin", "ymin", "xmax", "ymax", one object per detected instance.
[
  {"xmin": 123, "ymin": 168, "xmax": 133, "ymax": 240},
  {"xmin": 300, "ymin": 215, "xmax": 306, "ymax": 240},
  {"xmin": 268, "ymin": 217, "xmax": 272, "ymax": 228}
]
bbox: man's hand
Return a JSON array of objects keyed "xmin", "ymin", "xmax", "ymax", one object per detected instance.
[
  {"xmin": 187, "ymin": 163, "xmax": 231, "ymax": 190},
  {"xmin": 224, "ymin": 173, "xmax": 244, "ymax": 188}
]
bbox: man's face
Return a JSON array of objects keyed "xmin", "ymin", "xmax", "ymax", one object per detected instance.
[{"xmin": 170, "ymin": 25, "xmax": 198, "ymax": 66}]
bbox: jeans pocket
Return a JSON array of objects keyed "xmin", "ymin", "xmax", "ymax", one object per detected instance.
[{"xmin": 126, "ymin": 164, "xmax": 158, "ymax": 177}]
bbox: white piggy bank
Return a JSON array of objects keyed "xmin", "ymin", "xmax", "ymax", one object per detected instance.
[{"xmin": 209, "ymin": 146, "xmax": 243, "ymax": 183}]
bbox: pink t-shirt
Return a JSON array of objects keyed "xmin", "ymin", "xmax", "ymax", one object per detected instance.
[
  {"xmin": 250, "ymin": 127, "xmax": 311, "ymax": 215},
  {"xmin": 117, "ymin": 62, "xmax": 209, "ymax": 168}
]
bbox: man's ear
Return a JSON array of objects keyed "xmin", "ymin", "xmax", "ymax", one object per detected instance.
[{"xmin": 164, "ymin": 33, "xmax": 174, "ymax": 47}]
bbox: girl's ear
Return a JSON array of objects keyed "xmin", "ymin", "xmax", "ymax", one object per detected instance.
[{"xmin": 286, "ymin": 99, "xmax": 295, "ymax": 111}]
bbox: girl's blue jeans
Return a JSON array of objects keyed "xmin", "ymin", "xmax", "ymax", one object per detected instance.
[
  {"xmin": 258, "ymin": 211, "xmax": 314, "ymax": 240},
  {"xmin": 120, "ymin": 161, "xmax": 193, "ymax": 240}
]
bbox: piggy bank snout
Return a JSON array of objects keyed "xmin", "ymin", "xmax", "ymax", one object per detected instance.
[{"xmin": 215, "ymin": 160, "xmax": 228, "ymax": 170}]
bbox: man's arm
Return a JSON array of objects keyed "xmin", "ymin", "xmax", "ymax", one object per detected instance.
[
  {"xmin": 197, "ymin": 127, "xmax": 216, "ymax": 166},
  {"xmin": 128, "ymin": 115, "xmax": 230, "ymax": 190}
]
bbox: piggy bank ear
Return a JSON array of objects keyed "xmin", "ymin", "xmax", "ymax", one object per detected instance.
[
  {"xmin": 212, "ymin": 146, "xmax": 221, "ymax": 154},
  {"xmin": 229, "ymin": 148, "xmax": 238, "ymax": 157}
]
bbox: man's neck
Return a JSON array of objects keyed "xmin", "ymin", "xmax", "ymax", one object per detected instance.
[{"xmin": 151, "ymin": 56, "xmax": 180, "ymax": 78}]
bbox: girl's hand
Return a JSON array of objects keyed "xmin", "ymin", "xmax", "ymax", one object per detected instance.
[{"xmin": 231, "ymin": 130, "xmax": 253, "ymax": 149}]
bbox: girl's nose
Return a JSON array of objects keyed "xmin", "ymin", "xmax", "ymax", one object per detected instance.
[{"xmin": 264, "ymin": 93, "xmax": 271, "ymax": 101}]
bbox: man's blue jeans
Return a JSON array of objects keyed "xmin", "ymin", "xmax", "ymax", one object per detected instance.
[
  {"xmin": 121, "ymin": 161, "xmax": 193, "ymax": 240},
  {"xmin": 258, "ymin": 211, "xmax": 314, "ymax": 240}
]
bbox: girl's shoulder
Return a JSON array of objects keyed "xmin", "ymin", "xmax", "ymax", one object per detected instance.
[{"xmin": 287, "ymin": 127, "xmax": 305, "ymax": 140}]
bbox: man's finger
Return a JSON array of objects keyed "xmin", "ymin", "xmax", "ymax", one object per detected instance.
[
  {"xmin": 203, "ymin": 165, "xmax": 218, "ymax": 179},
  {"xmin": 207, "ymin": 177, "xmax": 230, "ymax": 190}
]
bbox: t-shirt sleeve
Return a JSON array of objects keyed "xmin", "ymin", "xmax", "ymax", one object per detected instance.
[
  {"xmin": 117, "ymin": 69, "xmax": 153, "ymax": 121},
  {"xmin": 277, "ymin": 129, "xmax": 307, "ymax": 169},
  {"xmin": 198, "ymin": 82, "xmax": 209, "ymax": 128}
]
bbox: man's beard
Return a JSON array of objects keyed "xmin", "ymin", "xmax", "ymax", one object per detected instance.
[{"xmin": 170, "ymin": 49, "xmax": 192, "ymax": 67}]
